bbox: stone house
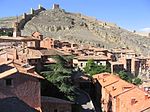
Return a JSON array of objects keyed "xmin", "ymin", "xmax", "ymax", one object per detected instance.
[
  {"xmin": 0, "ymin": 60, "xmax": 73, "ymax": 112},
  {"xmin": 111, "ymin": 48, "xmax": 136, "ymax": 73},
  {"xmin": 41, "ymin": 96, "xmax": 72, "ymax": 112},
  {"xmin": 108, "ymin": 61, "xmax": 124, "ymax": 73},
  {"xmin": 0, "ymin": 60, "xmax": 44, "ymax": 111},
  {"xmin": 93, "ymin": 73, "xmax": 150, "ymax": 112},
  {"xmin": 73, "ymin": 55, "xmax": 111, "ymax": 70},
  {"xmin": 40, "ymin": 37, "xmax": 54, "ymax": 49}
]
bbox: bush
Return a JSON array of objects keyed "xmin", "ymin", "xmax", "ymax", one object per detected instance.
[{"xmin": 133, "ymin": 77, "xmax": 142, "ymax": 85}]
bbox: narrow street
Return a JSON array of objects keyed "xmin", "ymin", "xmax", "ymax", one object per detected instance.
[{"xmin": 76, "ymin": 89, "xmax": 96, "ymax": 112}]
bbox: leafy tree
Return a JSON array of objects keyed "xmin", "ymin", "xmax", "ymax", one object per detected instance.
[
  {"xmin": 83, "ymin": 59, "xmax": 110, "ymax": 76},
  {"xmin": 0, "ymin": 30, "xmax": 12, "ymax": 36},
  {"xmin": 118, "ymin": 71, "xmax": 132, "ymax": 83},
  {"xmin": 41, "ymin": 55, "xmax": 75, "ymax": 101},
  {"xmin": 133, "ymin": 77, "xmax": 142, "ymax": 85}
]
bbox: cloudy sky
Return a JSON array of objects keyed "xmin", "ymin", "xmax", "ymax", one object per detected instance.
[{"xmin": 0, "ymin": 0, "xmax": 150, "ymax": 32}]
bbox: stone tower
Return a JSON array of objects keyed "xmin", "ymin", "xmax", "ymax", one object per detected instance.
[
  {"xmin": 52, "ymin": 4, "xmax": 60, "ymax": 10},
  {"xmin": 13, "ymin": 21, "xmax": 21, "ymax": 37}
]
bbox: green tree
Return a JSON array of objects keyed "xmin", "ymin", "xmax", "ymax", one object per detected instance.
[
  {"xmin": 41, "ymin": 55, "xmax": 75, "ymax": 101},
  {"xmin": 133, "ymin": 77, "xmax": 142, "ymax": 85},
  {"xmin": 83, "ymin": 59, "xmax": 110, "ymax": 76},
  {"xmin": 0, "ymin": 30, "xmax": 12, "ymax": 36},
  {"xmin": 118, "ymin": 71, "xmax": 132, "ymax": 83}
]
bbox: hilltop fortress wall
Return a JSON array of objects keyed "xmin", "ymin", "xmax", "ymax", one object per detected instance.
[
  {"xmin": 77, "ymin": 13, "xmax": 117, "ymax": 28},
  {"xmin": 18, "ymin": 5, "xmax": 46, "ymax": 30}
]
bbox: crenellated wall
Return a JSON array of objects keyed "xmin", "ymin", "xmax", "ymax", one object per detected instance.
[{"xmin": 18, "ymin": 5, "xmax": 46, "ymax": 30}]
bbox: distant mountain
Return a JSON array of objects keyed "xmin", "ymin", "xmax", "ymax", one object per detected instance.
[{"xmin": 0, "ymin": 5, "xmax": 150, "ymax": 55}]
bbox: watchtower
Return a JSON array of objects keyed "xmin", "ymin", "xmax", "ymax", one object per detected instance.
[
  {"xmin": 52, "ymin": 4, "xmax": 60, "ymax": 10},
  {"xmin": 13, "ymin": 21, "xmax": 21, "ymax": 37}
]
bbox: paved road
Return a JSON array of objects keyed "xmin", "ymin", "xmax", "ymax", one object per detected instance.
[{"xmin": 76, "ymin": 89, "xmax": 96, "ymax": 112}]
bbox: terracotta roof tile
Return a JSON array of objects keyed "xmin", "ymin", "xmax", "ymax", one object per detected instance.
[
  {"xmin": 0, "ymin": 60, "xmax": 44, "ymax": 79},
  {"xmin": 118, "ymin": 87, "xmax": 150, "ymax": 112},
  {"xmin": 93, "ymin": 73, "xmax": 119, "ymax": 87},
  {"xmin": 105, "ymin": 79, "xmax": 135, "ymax": 97},
  {"xmin": 40, "ymin": 48, "xmax": 71, "ymax": 56}
]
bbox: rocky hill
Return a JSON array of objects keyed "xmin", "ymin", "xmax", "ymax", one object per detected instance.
[{"xmin": 0, "ymin": 5, "xmax": 150, "ymax": 56}]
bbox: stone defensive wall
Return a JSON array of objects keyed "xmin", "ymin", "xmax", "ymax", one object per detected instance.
[
  {"xmin": 18, "ymin": 5, "xmax": 46, "ymax": 30},
  {"xmin": 77, "ymin": 13, "xmax": 117, "ymax": 28}
]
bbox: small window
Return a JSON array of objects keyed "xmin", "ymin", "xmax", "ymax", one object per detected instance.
[
  {"xmin": 80, "ymin": 63, "xmax": 83, "ymax": 67},
  {"xmin": 54, "ymin": 109, "xmax": 58, "ymax": 112},
  {"xmin": 5, "ymin": 78, "xmax": 13, "ymax": 86}
]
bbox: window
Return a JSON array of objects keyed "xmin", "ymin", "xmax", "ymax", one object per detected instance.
[
  {"xmin": 80, "ymin": 63, "xmax": 83, "ymax": 67},
  {"xmin": 54, "ymin": 109, "xmax": 58, "ymax": 112},
  {"xmin": 5, "ymin": 78, "xmax": 13, "ymax": 86}
]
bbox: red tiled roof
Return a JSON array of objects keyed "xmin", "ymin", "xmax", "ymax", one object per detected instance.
[
  {"xmin": 118, "ymin": 87, "xmax": 150, "ymax": 112},
  {"xmin": 93, "ymin": 73, "xmax": 150, "ymax": 112},
  {"xmin": 0, "ymin": 60, "xmax": 44, "ymax": 79},
  {"xmin": 105, "ymin": 79, "xmax": 135, "ymax": 97},
  {"xmin": 93, "ymin": 73, "xmax": 119, "ymax": 87}
]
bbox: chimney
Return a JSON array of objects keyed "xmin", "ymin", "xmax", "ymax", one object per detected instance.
[
  {"xmin": 13, "ymin": 22, "xmax": 21, "ymax": 37},
  {"xmin": 13, "ymin": 48, "xmax": 18, "ymax": 60},
  {"xmin": 98, "ymin": 75, "xmax": 101, "ymax": 80},
  {"xmin": 103, "ymin": 73, "xmax": 109, "ymax": 77},
  {"xmin": 122, "ymin": 86, "xmax": 132, "ymax": 91},
  {"xmin": 145, "ymin": 94, "xmax": 150, "ymax": 100},
  {"xmin": 112, "ymin": 86, "xmax": 116, "ymax": 91},
  {"xmin": 103, "ymin": 78, "xmax": 106, "ymax": 82},
  {"xmin": 131, "ymin": 97, "xmax": 137, "ymax": 105}
]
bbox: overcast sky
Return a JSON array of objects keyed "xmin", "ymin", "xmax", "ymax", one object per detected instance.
[{"xmin": 0, "ymin": 0, "xmax": 150, "ymax": 32}]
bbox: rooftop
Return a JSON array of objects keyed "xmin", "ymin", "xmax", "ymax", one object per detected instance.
[
  {"xmin": 105, "ymin": 79, "xmax": 135, "ymax": 97},
  {"xmin": 118, "ymin": 87, "xmax": 150, "ymax": 112},
  {"xmin": 41, "ymin": 96, "xmax": 73, "ymax": 104},
  {"xmin": 0, "ymin": 60, "xmax": 44, "ymax": 79},
  {"xmin": 111, "ymin": 48, "xmax": 135, "ymax": 54},
  {"xmin": 93, "ymin": 73, "xmax": 119, "ymax": 87},
  {"xmin": 0, "ymin": 36, "xmax": 40, "ymax": 42},
  {"xmin": 0, "ymin": 97, "xmax": 37, "ymax": 112},
  {"xmin": 76, "ymin": 55, "xmax": 111, "ymax": 61}
]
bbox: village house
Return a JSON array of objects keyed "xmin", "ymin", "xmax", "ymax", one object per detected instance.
[
  {"xmin": 117, "ymin": 87, "xmax": 150, "ymax": 112},
  {"xmin": 140, "ymin": 80, "xmax": 150, "ymax": 93},
  {"xmin": 0, "ymin": 30, "xmax": 71, "ymax": 70},
  {"xmin": 108, "ymin": 61, "xmax": 124, "ymax": 73},
  {"xmin": 109, "ymin": 48, "xmax": 150, "ymax": 77},
  {"xmin": 0, "ymin": 60, "xmax": 73, "ymax": 112},
  {"xmin": 41, "ymin": 96, "xmax": 73, "ymax": 112},
  {"xmin": 110, "ymin": 48, "xmax": 136, "ymax": 72},
  {"xmin": 93, "ymin": 73, "xmax": 150, "ymax": 112},
  {"xmin": 0, "ymin": 60, "xmax": 44, "ymax": 111},
  {"xmin": 73, "ymin": 55, "xmax": 111, "ymax": 70},
  {"xmin": 40, "ymin": 37, "xmax": 54, "ymax": 49}
]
